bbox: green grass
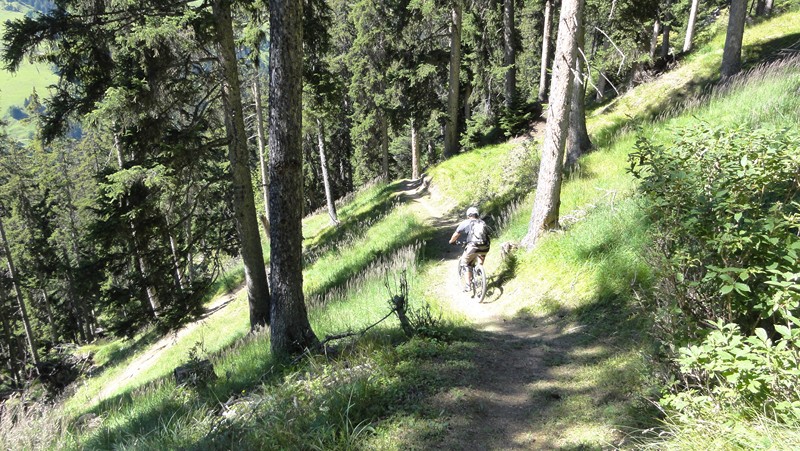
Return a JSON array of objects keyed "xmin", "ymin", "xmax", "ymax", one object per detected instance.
[{"xmin": 0, "ymin": 6, "xmax": 58, "ymax": 142}]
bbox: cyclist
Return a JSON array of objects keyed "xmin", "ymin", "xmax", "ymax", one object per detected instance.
[{"xmin": 449, "ymin": 206, "xmax": 490, "ymax": 291}]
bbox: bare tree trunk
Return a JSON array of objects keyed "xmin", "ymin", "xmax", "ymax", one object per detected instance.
[
  {"xmin": 538, "ymin": 0, "xmax": 554, "ymax": 102},
  {"xmin": 764, "ymin": 0, "xmax": 773, "ymax": 15},
  {"xmin": 381, "ymin": 114, "xmax": 390, "ymax": 180},
  {"xmin": 39, "ymin": 289, "xmax": 58, "ymax": 344},
  {"xmin": 444, "ymin": 0, "xmax": 462, "ymax": 158},
  {"xmin": 411, "ymin": 119, "xmax": 421, "ymax": 180},
  {"xmin": 213, "ymin": 0, "xmax": 271, "ymax": 328},
  {"xmin": 167, "ymin": 230, "xmax": 186, "ymax": 291},
  {"xmin": 253, "ymin": 75, "xmax": 270, "ymax": 237},
  {"xmin": 316, "ymin": 118, "xmax": 339, "ymax": 225},
  {"xmin": 0, "ymin": 215, "xmax": 40, "ymax": 373},
  {"xmin": 721, "ymin": 0, "xmax": 747, "ymax": 78},
  {"xmin": 683, "ymin": 0, "xmax": 700, "ymax": 52},
  {"xmin": 650, "ymin": 19, "xmax": 661, "ymax": 59},
  {"xmin": 566, "ymin": 13, "xmax": 591, "ymax": 169},
  {"xmin": 660, "ymin": 1, "xmax": 672, "ymax": 60},
  {"xmin": 0, "ymin": 304, "xmax": 22, "ymax": 385},
  {"xmin": 114, "ymin": 133, "xmax": 160, "ymax": 317},
  {"xmin": 521, "ymin": 0, "xmax": 583, "ymax": 248},
  {"xmin": 269, "ymin": 0, "xmax": 318, "ymax": 357},
  {"xmin": 503, "ymin": 0, "xmax": 516, "ymax": 109},
  {"xmin": 755, "ymin": 0, "xmax": 765, "ymax": 15}
]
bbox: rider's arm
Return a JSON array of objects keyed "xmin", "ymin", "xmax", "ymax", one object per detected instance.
[{"xmin": 449, "ymin": 231, "xmax": 461, "ymax": 244}]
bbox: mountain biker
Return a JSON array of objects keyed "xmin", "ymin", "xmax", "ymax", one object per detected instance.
[{"xmin": 449, "ymin": 206, "xmax": 490, "ymax": 291}]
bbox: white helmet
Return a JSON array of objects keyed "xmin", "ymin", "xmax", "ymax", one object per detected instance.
[{"xmin": 466, "ymin": 206, "xmax": 479, "ymax": 217}]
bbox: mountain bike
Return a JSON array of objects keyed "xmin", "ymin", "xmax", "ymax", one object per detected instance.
[{"xmin": 455, "ymin": 241, "xmax": 488, "ymax": 302}]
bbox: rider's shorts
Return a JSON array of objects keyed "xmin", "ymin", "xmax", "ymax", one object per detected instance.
[{"xmin": 460, "ymin": 244, "xmax": 488, "ymax": 268}]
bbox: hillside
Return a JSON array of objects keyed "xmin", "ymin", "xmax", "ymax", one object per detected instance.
[
  {"xmin": 1, "ymin": 3, "xmax": 800, "ymax": 450},
  {"xmin": 0, "ymin": 1, "xmax": 57, "ymax": 141}
]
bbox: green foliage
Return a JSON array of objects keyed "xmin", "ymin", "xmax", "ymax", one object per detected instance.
[{"xmin": 630, "ymin": 124, "xmax": 800, "ymax": 332}]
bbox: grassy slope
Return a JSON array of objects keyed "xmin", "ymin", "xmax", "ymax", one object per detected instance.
[
  {"xmin": 3, "ymin": 6, "xmax": 800, "ymax": 450},
  {"xmin": 0, "ymin": 3, "xmax": 58, "ymax": 141}
]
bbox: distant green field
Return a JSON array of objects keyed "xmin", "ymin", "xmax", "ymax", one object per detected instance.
[{"xmin": 0, "ymin": 3, "xmax": 58, "ymax": 140}]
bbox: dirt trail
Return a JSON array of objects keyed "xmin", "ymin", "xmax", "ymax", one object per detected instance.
[
  {"xmin": 94, "ymin": 288, "xmax": 241, "ymax": 403},
  {"xmin": 400, "ymin": 171, "xmax": 584, "ymax": 449}
]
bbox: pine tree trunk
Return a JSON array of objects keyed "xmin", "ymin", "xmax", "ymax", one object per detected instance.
[
  {"xmin": 650, "ymin": 19, "xmax": 661, "ymax": 59},
  {"xmin": 0, "ymin": 307, "xmax": 22, "ymax": 385},
  {"xmin": 521, "ymin": 0, "xmax": 583, "ymax": 248},
  {"xmin": 253, "ymin": 74, "xmax": 270, "ymax": 235},
  {"xmin": 566, "ymin": 13, "xmax": 591, "ymax": 169},
  {"xmin": 755, "ymin": 0, "xmax": 765, "ymax": 16},
  {"xmin": 765, "ymin": 0, "xmax": 773, "ymax": 15},
  {"xmin": 0, "ymin": 215, "xmax": 40, "ymax": 373},
  {"xmin": 503, "ymin": 0, "xmax": 516, "ymax": 109},
  {"xmin": 167, "ymin": 230, "xmax": 186, "ymax": 291},
  {"xmin": 317, "ymin": 118, "xmax": 339, "ymax": 225},
  {"xmin": 381, "ymin": 114, "xmax": 390, "ymax": 180},
  {"xmin": 538, "ymin": 0, "xmax": 554, "ymax": 102},
  {"xmin": 114, "ymin": 133, "xmax": 161, "ymax": 317},
  {"xmin": 411, "ymin": 119, "xmax": 421, "ymax": 180},
  {"xmin": 40, "ymin": 289, "xmax": 58, "ymax": 344},
  {"xmin": 213, "ymin": 0, "xmax": 271, "ymax": 328},
  {"xmin": 684, "ymin": 0, "xmax": 700, "ymax": 52},
  {"xmin": 721, "ymin": 0, "xmax": 747, "ymax": 78},
  {"xmin": 268, "ymin": 0, "xmax": 318, "ymax": 357},
  {"xmin": 444, "ymin": 0, "xmax": 462, "ymax": 159}
]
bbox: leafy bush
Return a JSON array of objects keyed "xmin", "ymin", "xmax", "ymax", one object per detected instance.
[{"xmin": 630, "ymin": 124, "xmax": 800, "ymax": 420}]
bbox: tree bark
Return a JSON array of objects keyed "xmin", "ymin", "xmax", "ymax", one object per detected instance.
[
  {"xmin": 521, "ymin": 0, "xmax": 583, "ymax": 248},
  {"xmin": 538, "ymin": 0, "xmax": 554, "ymax": 102},
  {"xmin": 650, "ymin": 19, "xmax": 662, "ymax": 59},
  {"xmin": 380, "ymin": 114, "xmax": 390, "ymax": 180},
  {"xmin": 764, "ymin": 0, "xmax": 773, "ymax": 15},
  {"xmin": 316, "ymin": 118, "xmax": 339, "ymax": 225},
  {"xmin": 503, "ymin": 0, "xmax": 516, "ymax": 109},
  {"xmin": 0, "ymin": 214, "xmax": 40, "ymax": 373},
  {"xmin": 444, "ymin": 0, "xmax": 462, "ymax": 159},
  {"xmin": 411, "ymin": 118, "xmax": 421, "ymax": 180},
  {"xmin": 721, "ymin": 0, "xmax": 747, "ymax": 78},
  {"xmin": 213, "ymin": 0, "xmax": 271, "ymax": 328},
  {"xmin": 253, "ymin": 74, "xmax": 270, "ymax": 237},
  {"xmin": 566, "ymin": 13, "xmax": 591, "ymax": 169},
  {"xmin": 683, "ymin": 0, "xmax": 700, "ymax": 52},
  {"xmin": 755, "ymin": 0, "xmax": 765, "ymax": 16},
  {"xmin": 269, "ymin": 0, "xmax": 318, "ymax": 357}
]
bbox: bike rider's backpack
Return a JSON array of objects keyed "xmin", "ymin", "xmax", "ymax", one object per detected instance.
[{"xmin": 468, "ymin": 219, "xmax": 490, "ymax": 250}]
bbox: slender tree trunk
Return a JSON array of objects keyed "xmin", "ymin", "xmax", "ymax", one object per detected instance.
[
  {"xmin": 60, "ymin": 246, "xmax": 87, "ymax": 343},
  {"xmin": 380, "ymin": 114, "xmax": 390, "ymax": 180},
  {"xmin": 764, "ymin": 0, "xmax": 773, "ymax": 15},
  {"xmin": 268, "ymin": 0, "xmax": 318, "ymax": 357},
  {"xmin": 213, "ymin": 0, "xmax": 271, "ymax": 328},
  {"xmin": 650, "ymin": 19, "xmax": 661, "ymax": 59},
  {"xmin": 0, "ymin": 304, "xmax": 22, "ymax": 385},
  {"xmin": 755, "ymin": 0, "xmax": 765, "ymax": 16},
  {"xmin": 0, "ymin": 215, "xmax": 40, "ymax": 373},
  {"xmin": 721, "ymin": 0, "xmax": 747, "ymax": 78},
  {"xmin": 660, "ymin": 4, "xmax": 672, "ymax": 60},
  {"xmin": 538, "ymin": 0, "xmax": 554, "ymax": 102},
  {"xmin": 40, "ymin": 289, "xmax": 58, "ymax": 344},
  {"xmin": 503, "ymin": 0, "xmax": 516, "ymax": 109},
  {"xmin": 683, "ymin": 0, "xmax": 700, "ymax": 52},
  {"xmin": 411, "ymin": 119, "xmax": 421, "ymax": 180},
  {"xmin": 114, "ymin": 133, "xmax": 160, "ymax": 317},
  {"xmin": 521, "ymin": 0, "xmax": 583, "ymax": 248},
  {"xmin": 566, "ymin": 13, "xmax": 591, "ymax": 169},
  {"xmin": 444, "ymin": 0, "xmax": 462, "ymax": 158},
  {"xmin": 316, "ymin": 118, "xmax": 339, "ymax": 225},
  {"xmin": 167, "ymin": 230, "xmax": 186, "ymax": 291},
  {"xmin": 253, "ymin": 74, "xmax": 270, "ymax": 235}
]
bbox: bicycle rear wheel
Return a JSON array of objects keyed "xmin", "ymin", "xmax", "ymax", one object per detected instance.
[{"xmin": 473, "ymin": 265, "xmax": 487, "ymax": 302}]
